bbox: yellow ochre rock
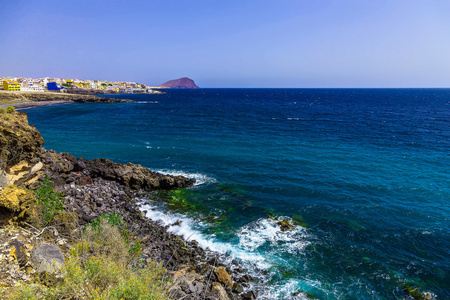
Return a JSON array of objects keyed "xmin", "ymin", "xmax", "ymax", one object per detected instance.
[
  {"xmin": 214, "ymin": 266, "xmax": 233, "ymax": 287},
  {"xmin": 5, "ymin": 161, "xmax": 44, "ymax": 186},
  {"xmin": 0, "ymin": 185, "xmax": 36, "ymax": 219}
]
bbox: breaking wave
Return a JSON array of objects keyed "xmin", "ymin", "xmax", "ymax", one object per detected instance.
[
  {"xmin": 139, "ymin": 200, "xmax": 315, "ymax": 299},
  {"xmin": 151, "ymin": 169, "xmax": 218, "ymax": 186}
]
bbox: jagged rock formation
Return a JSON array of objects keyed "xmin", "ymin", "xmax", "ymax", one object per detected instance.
[
  {"xmin": 41, "ymin": 153, "xmax": 196, "ymax": 192},
  {"xmin": 157, "ymin": 77, "xmax": 199, "ymax": 89},
  {"xmin": 84, "ymin": 158, "xmax": 196, "ymax": 190}
]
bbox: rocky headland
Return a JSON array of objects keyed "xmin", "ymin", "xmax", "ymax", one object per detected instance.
[{"xmin": 0, "ymin": 107, "xmax": 257, "ymax": 299}]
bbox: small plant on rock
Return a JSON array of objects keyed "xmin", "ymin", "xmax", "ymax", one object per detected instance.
[
  {"xmin": 33, "ymin": 176, "xmax": 65, "ymax": 225},
  {"xmin": 6, "ymin": 106, "xmax": 15, "ymax": 113},
  {"xmin": 89, "ymin": 213, "xmax": 125, "ymax": 231}
]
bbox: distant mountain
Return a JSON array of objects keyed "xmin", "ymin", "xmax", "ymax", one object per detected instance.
[{"xmin": 157, "ymin": 77, "xmax": 199, "ymax": 89}]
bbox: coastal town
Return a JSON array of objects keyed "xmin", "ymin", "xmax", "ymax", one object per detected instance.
[
  {"xmin": 0, "ymin": 76, "xmax": 156, "ymax": 94},
  {"xmin": 0, "ymin": 76, "xmax": 198, "ymax": 108}
]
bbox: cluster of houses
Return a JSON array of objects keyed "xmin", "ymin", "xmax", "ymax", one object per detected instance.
[{"xmin": 0, "ymin": 76, "xmax": 154, "ymax": 94}]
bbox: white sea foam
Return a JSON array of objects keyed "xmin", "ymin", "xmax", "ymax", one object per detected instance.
[
  {"xmin": 135, "ymin": 101, "xmax": 159, "ymax": 103},
  {"xmin": 139, "ymin": 202, "xmax": 269, "ymax": 268},
  {"xmin": 139, "ymin": 201, "xmax": 315, "ymax": 299},
  {"xmin": 261, "ymin": 279, "xmax": 312, "ymax": 300},
  {"xmin": 151, "ymin": 169, "xmax": 217, "ymax": 186},
  {"xmin": 237, "ymin": 217, "xmax": 310, "ymax": 255}
]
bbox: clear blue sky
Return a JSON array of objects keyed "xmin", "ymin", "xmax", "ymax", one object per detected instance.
[{"xmin": 1, "ymin": 0, "xmax": 449, "ymax": 88}]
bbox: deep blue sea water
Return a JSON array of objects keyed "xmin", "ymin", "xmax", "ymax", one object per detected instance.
[{"xmin": 26, "ymin": 89, "xmax": 449, "ymax": 299}]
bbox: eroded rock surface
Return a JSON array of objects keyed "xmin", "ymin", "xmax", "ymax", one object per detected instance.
[{"xmin": 0, "ymin": 111, "xmax": 44, "ymax": 187}]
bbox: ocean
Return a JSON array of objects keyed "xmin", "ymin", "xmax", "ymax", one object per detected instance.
[{"xmin": 26, "ymin": 89, "xmax": 449, "ymax": 299}]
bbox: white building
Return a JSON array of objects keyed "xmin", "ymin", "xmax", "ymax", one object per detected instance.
[{"xmin": 20, "ymin": 84, "xmax": 45, "ymax": 92}]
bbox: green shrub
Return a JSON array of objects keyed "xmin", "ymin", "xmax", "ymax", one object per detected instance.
[
  {"xmin": 34, "ymin": 176, "xmax": 65, "ymax": 225},
  {"xmin": 89, "ymin": 213, "xmax": 125, "ymax": 233},
  {"xmin": 6, "ymin": 106, "xmax": 15, "ymax": 113}
]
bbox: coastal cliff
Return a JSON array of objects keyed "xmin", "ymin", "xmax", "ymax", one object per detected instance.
[{"xmin": 0, "ymin": 107, "xmax": 256, "ymax": 299}]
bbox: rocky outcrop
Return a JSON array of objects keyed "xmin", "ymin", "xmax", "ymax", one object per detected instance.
[
  {"xmin": 0, "ymin": 111, "xmax": 44, "ymax": 174},
  {"xmin": 39, "ymin": 152, "xmax": 196, "ymax": 192},
  {"xmin": 83, "ymin": 158, "xmax": 196, "ymax": 191},
  {"xmin": 0, "ymin": 109, "xmax": 46, "ymax": 187}
]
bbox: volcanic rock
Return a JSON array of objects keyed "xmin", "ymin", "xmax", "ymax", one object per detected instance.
[
  {"xmin": 157, "ymin": 77, "xmax": 199, "ymax": 89},
  {"xmin": 84, "ymin": 158, "xmax": 195, "ymax": 191}
]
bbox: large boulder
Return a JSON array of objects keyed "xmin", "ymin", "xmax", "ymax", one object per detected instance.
[
  {"xmin": 84, "ymin": 158, "xmax": 195, "ymax": 191},
  {"xmin": 30, "ymin": 244, "xmax": 64, "ymax": 274}
]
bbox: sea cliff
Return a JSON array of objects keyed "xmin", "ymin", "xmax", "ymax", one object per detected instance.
[{"xmin": 0, "ymin": 107, "xmax": 257, "ymax": 299}]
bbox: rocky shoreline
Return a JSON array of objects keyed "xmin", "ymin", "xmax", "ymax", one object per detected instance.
[
  {"xmin": 41, "ymin": 151, "xmax": 256, "ymax": 299},
  {"xmin": 0, "ymin": 108, "xmax": 258, "ymax": 299},
  {"xmin": 0, "ymin": 90, "xmax": 133, "ymax": 109}
]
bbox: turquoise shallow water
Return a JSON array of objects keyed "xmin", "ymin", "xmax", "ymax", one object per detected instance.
[{"xmin": 26, "ymin": 89, "xmax": 449, "ymax": 299}]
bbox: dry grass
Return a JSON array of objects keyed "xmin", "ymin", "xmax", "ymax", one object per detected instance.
[
  {"xmin": 10, "ymin": 218, "xmax": 170, "ymax": 300},
  {"xmin": 74, "ymin": 219, "xmax": 130, "ymax": 266}
]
